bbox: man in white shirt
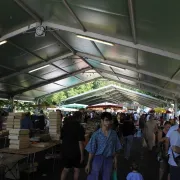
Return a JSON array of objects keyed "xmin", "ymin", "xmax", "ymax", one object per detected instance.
[{"xmin": 168, "ymin": 124, "xmax": 180, "ymax": 180}]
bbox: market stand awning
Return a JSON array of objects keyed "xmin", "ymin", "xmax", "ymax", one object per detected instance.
[{"xmin": 0, "ymin": 1, "xmax": 178, "ymax": 104}]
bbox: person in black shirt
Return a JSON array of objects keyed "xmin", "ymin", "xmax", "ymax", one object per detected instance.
[
  {"xmin": 60, "ymin": 111, "xmax": 85, "ymax": 180},
  {"xmin": 122, "ymin": 114, "xmax": 136, "ymax": 160}
]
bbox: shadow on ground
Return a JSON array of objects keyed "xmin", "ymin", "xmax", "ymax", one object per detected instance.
[{"xmin": 21, "ymin": 138, "xmax": 159, "ymax": 180}]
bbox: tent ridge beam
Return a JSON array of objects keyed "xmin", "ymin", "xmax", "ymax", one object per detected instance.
[
  {"xmin": 0, "ymin": 23, "xmax": 38, "ymax": 42},
  {"xmin": 12, "ymin": 66, "xmax": 92, "ymax": 95},
  {"xmin": 44, "ymin": 22, "xmax": 180, "ymax": 61}
]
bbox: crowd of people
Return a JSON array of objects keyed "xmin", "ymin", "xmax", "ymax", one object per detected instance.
[{"xmin": 60, "ymin": 111, "xmax": 180, "ymax": 180}]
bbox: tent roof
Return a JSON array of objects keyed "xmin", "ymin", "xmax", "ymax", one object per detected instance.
[
  {"xmin": 0, "ymin": 0, "xmax": 179, "ymax": 102},
  {"xmin": 64, "ymin": 85, "xmax": 168, "ymax": 108}
]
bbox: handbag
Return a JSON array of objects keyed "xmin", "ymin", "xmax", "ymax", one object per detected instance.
[{"xmin": 171, "ymin": 149, "xmax": 180, "ymax": 167}]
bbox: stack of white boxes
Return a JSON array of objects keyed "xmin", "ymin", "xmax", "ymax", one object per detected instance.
[
  {"xmin": 13, "ymin": 113, "xmax": 24, "ymax": 129},
  {"xmin": 49, "ymin": 112, "xmax": 61, "ymax": 141},
  {"xmin": 6, "ymin": 113, "xmax": 15, "ymax": 130},
  {"xmin": 9, "ymin": 129, "xmax": 30, "ymax": 149}
]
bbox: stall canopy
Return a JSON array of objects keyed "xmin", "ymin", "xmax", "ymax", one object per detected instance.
[
  {"xmin": 63, "ymin": 85, "xmax": 168, "ymax": 108},
  {"xmin": 0, "ymin": 1, "xmax": 179, "ymax": 102}
]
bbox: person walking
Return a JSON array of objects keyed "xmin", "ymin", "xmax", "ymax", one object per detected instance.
[
  {"xmin": 157, "ymin": 121, "xmax": 171, "ymax": 180},
  {"xmin": 85, "ymin": 112, "xmax": 121, "ymax": 180},
  {"xmin": 168, "ymin": 124, "xmax": 180, "ymax": 180},
  {"xmin": 144, "ymin": 114, "xmax": 158, "ymax": 151},
  {"xmin": 60, "ymin": 111, "xmax": 85, "ymax": 180},
  {"xmin": 122, "ymin": 114, "xmax": 136, "ymax": 160}
]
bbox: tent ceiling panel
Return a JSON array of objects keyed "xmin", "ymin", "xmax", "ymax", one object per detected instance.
[
  {"xmin": 96, "ymin": 43, "xmax": 136, "ymax": 65},
  {"xmin": 75, "ymin": 70, "xmax": 100, "ymax": 81},
  {"xmin": 1, "ymin": 74, "xmax": 45, "ymax": 88},
  {"xmin": 139, "ymin": 74, "xmax": 166, "ymax": 87},
  {"xmin": 21, "ymin": 89, "xmax": 48, "ymax": 98},
  {"xmin": 136, "ymin": 0, "xmax": 180, "ymax": 55},
  {"xmin": 67, "ymin": 0, "xmax": 129, "ymax": 15},
  {"xmin": 21, "ymin": 0, "xmax": 80, "ymax": 29},
  {"xmin": 68, "ymin": 4, "xmax": 132, "ymax": 41},
  {"xmin": 36, "ymin": 83, "xmax": 64, "ymax": 93},
  {"xmin": 10, "ymin": 31, "xmax": 61, "ymax": 53},
  {"xmin": 86, "ymin": 59, "xmax": 111, "ymax": 72},
  {"xmin": 118, "ymin": 78, "xmax": 138, "ymax": 87},
  {"xmin": 0, "ymin": 83, "xmax": 23, "ymax": 92},
  {"xmin": 56, "ymin": 30, "xmax": 101, "ymax": 57},
  {"xmin": 138, "ymin": 50, "xmax": 180, "ymax": 78},
  {"xmin": 100, "ymin": 73, "xmax": 120, "ymax": 81},
  {"xmin": 55, "ymin": 76, "xmax": 82, "ymax": 87},
  {"xmin": 41, "ymin": 69, "xmax": 67, "ymax": 80},
  {"xmin": 0, "ymin": 0, "xmax": 35, "ymax": 34},
  {"xmin": 0, "ymin": 42, "xmax": 44, "ymax": 69},
  {"xmin": 113, "ymin": 69, "xmax": 138, "ymax": 79}
]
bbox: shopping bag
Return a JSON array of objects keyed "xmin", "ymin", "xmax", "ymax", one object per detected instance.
[
  {"xmin": 142, "ymin": 138, "xmax": 147, "ymax": 148},
  {"xmin": 112, "ymin": 170, "xmax": 118, "ymax": 180}
]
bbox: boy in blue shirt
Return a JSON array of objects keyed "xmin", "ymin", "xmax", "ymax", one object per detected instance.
[{"xmin": 85, "ymin": 112, "xmax": 121, "ymax": 180}]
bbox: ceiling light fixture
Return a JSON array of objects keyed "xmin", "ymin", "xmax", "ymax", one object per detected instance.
[
  {"xmin": 101, "ymin": 62, "xmax": 125, "ymax": 71},
  {"xmin": 29, "ymin": 65, "xmax": 50, "ymax": 73},
  {"xmin": 77, "ymin": 35, "xmax": 114, "ymax": 46},
  {"xmin": 0, "ymin": 40, "xmax": 7, "ymax": 46}
]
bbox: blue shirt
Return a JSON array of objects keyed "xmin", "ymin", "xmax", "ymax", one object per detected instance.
[
  {"xmin": 126, "ymin": 172, "xmax": 144, "ymax": 180},
  {"xmin": 85, "ymin": 128, "xmax": 121, "ymax": 157},
  {"xmin": 21, "ymin": 117, "xmax": 33, "ymax": 129}
]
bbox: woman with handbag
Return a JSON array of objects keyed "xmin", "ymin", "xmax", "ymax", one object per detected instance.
[{"xmin": 157, "ymin": 121, "xmax": 171, "ymax": 180}]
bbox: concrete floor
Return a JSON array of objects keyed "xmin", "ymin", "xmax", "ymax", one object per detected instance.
[{"xmin": 24, "ymin": 137, "xmax": 160, "ymax": 180}]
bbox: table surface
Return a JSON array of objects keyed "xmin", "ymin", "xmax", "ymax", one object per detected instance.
[{"xmin": 0, "ymin": 141, "xmax": 59, "ymax": 155}]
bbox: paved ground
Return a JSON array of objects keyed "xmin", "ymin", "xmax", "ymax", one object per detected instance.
[{"xmin": 20, "ymin": 137, "xmax": 160, "ymax": 180}]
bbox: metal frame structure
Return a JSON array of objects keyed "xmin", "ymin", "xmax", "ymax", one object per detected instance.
[{"xmin": 0, "ymin": 1, "xmax": 178, "ymax": 107}]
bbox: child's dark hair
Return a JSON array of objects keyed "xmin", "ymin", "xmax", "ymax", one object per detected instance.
[{"xmin": 130, "ymin": 161, "xmax": 139, "ymax": 171}]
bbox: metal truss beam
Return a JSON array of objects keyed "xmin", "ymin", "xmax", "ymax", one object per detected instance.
[
  {"xmin": 128, "ymin": 0, "xmax": 137, "ymax": 44},
  {"xmin": 44, "ymin": 22, "xmax": 180, "ymax": 61},
  {"xmin": 13, "ymin": 67, "xmax": 92, "ymax": 95},
  {"xmin": 96, "ymin": 68, "xmax": 179, "ymax": 95},
  {"xmin": 62, "ymin": 0, "xmax": 86, "ymax": 32},
  {"xmin": 77, "ymin": 52, "xmax": 180, "ymax": 86},
  {"xmin": 0, "ymin": 52, "xmax": 73, "ymax": 82},
  {"xmin": 0, "ymin": 23, "xmax": 38, "ymax": 42}
]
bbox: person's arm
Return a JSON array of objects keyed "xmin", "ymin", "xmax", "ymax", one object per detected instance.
[
  {"xmin": 85, "ymin": 153, "xmax": 94, "ymax": 174},
  {"xmin": 79, "ymin": 141, "xmax": 84, "ymax": 163},
  {"xmin": 78, "ymin": 125, "xmax": 85, "ymax": 163},
  {"xmin": 157, "ymin": 130, "xmax": 165, "ymax": 143},
  {"xmin": 172, "ymin": 146, "xmax": 180, "ymax": 153},
  {"xmin": 165, "ymin": 137, "xmax": 169, "ymax": 154}
]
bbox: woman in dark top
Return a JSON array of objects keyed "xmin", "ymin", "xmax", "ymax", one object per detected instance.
[
  {"xmin": 60, "ymin": 111, "xmax": 85, "ymax": 180},
  {"xmin": 157, "ymin": 121, "xmax": 171, "ymax": 180},
  {"xmin": 122, "ymin": 114, "xmax": 136, "ymax": 160}
]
